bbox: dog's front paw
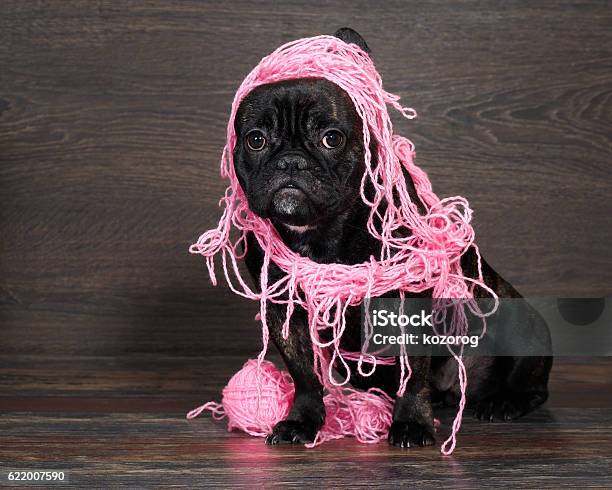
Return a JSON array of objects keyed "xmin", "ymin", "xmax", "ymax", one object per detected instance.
[
  {"xmin": 265, "ymin": 419, "xmax": 318, "ymax": 445},
  {"xmin": 474, "ymin": 391, "xmax": 547, "ymax": 422},
  {"xmin": 388, "ymin": 420, "xmax": 435, "ymax": 448}
]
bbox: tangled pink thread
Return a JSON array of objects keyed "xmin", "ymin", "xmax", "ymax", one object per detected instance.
[
  {"xmin": 187, "ymin": 35, "xmax": 498, "ymax": 455},
  {"xmin": 188, "ymin": 359, "xmax": 442, "ymax": 448}
]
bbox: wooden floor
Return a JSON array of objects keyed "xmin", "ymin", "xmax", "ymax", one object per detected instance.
[{"xmin": 1, "ymin": 356, "xmax": 612, "ymax": 487}]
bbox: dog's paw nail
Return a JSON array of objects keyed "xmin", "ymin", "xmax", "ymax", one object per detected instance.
[
  {"xmin": 422, "ymin": 433, "xmax": 435, "ymax": 446},
  {"xmin": 474, "ymin": 392, "xmax": 545, "ymax": 422},
  {"xmin": 388, "ymin": 421, "xmax": 435, "ymax": 449},
  {"xmin": 265, "ymin": 434, "xmax": 279, "ymax": 445},
  {"xmin": 267, "ymin": 419, "xmax": 318, "ymax": 445}
]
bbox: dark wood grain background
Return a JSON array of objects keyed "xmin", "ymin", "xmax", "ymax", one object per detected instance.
[
  {"xmin": 1, "ymin": 1, "xmax": 611, "ymax": 487},
  {"xmin": 1, "ymin": 0, "xmax": 611, "ymax": 357}
]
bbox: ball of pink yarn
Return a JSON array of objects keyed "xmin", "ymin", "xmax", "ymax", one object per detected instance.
[{"xmin": 220, "ymin": 359, "xmax": 295, "ymax": 437}]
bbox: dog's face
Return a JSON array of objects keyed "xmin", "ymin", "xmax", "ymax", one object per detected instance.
[{"xmin": 233, "ymin": 78, "xmax": 365, "ymax": 228}]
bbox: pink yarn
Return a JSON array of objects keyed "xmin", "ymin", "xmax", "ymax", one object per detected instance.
[
  {"xmin": 187, "ymin": 359, "xmax": 295, "ymax": 436},
  {"xmin": 188, "ymin": 35, "xmax": 498, "ymax": 455},
  {"xmin": 313, "ymin": 387, "xmax": 395, "ymax": 447},
  {"xmin": 188, "ymin": 358, "xmax": 442, "ymax": 447},
  {"xmin": 187, "ymin": 359, "xmax": 396, "ymax": 445}
]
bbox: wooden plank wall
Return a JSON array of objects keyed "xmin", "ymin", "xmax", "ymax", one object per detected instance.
[{"xmin": 1, "ymin": 1, "xmax": 610, "ymax": 357}]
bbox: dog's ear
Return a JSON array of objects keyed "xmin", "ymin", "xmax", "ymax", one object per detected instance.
[{"xmin": 333, "ymin": 28, "xmax": 371, "ymax": 54}]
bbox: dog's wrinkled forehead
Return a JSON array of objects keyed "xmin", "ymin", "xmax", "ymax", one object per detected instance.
[{"xmin": 234, "ymin": 78, "xmax": 359, "ymax": 135}]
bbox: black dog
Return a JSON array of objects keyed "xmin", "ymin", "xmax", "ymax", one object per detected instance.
[{"xmin": 234, "ymin": 28, "xmax": 553, "ymax": 448}]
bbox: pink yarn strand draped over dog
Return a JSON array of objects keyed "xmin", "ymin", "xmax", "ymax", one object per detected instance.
[{"xmin": 188, "ymin": 35, "xmax": 498, "ymax": 455}]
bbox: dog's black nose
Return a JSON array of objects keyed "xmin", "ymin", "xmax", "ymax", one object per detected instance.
[{"xmin": 276, "ymin": 154, "xmax": 309, "ymax": 172}]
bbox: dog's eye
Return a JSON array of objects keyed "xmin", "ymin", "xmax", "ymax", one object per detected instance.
[
  {"xmin": 245, "ymin": 130, "xmax": 266, "ymax": 151},
  {"xmin": 321, "ymin": 130, "xmax": 344, "ymax": 149}
]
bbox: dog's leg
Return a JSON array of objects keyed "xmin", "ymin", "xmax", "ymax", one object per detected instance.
[
  {"xmin": 264, "ymin": 306, "xmax": 325, "ymax": 444},
  {"xmin": 243, "ymin": 233, "xmax": 325, "ymax": 445},
  {"xmin": 471, "ymin": 297, "xmax": 553, "ymax": 421},
  {"xmin": 474, "ymin": 355, "xmax": 552, "ymax": 421},
  {"xmin": 389, "ymin": 356, "xmax": 436, "ymax": 448}
]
